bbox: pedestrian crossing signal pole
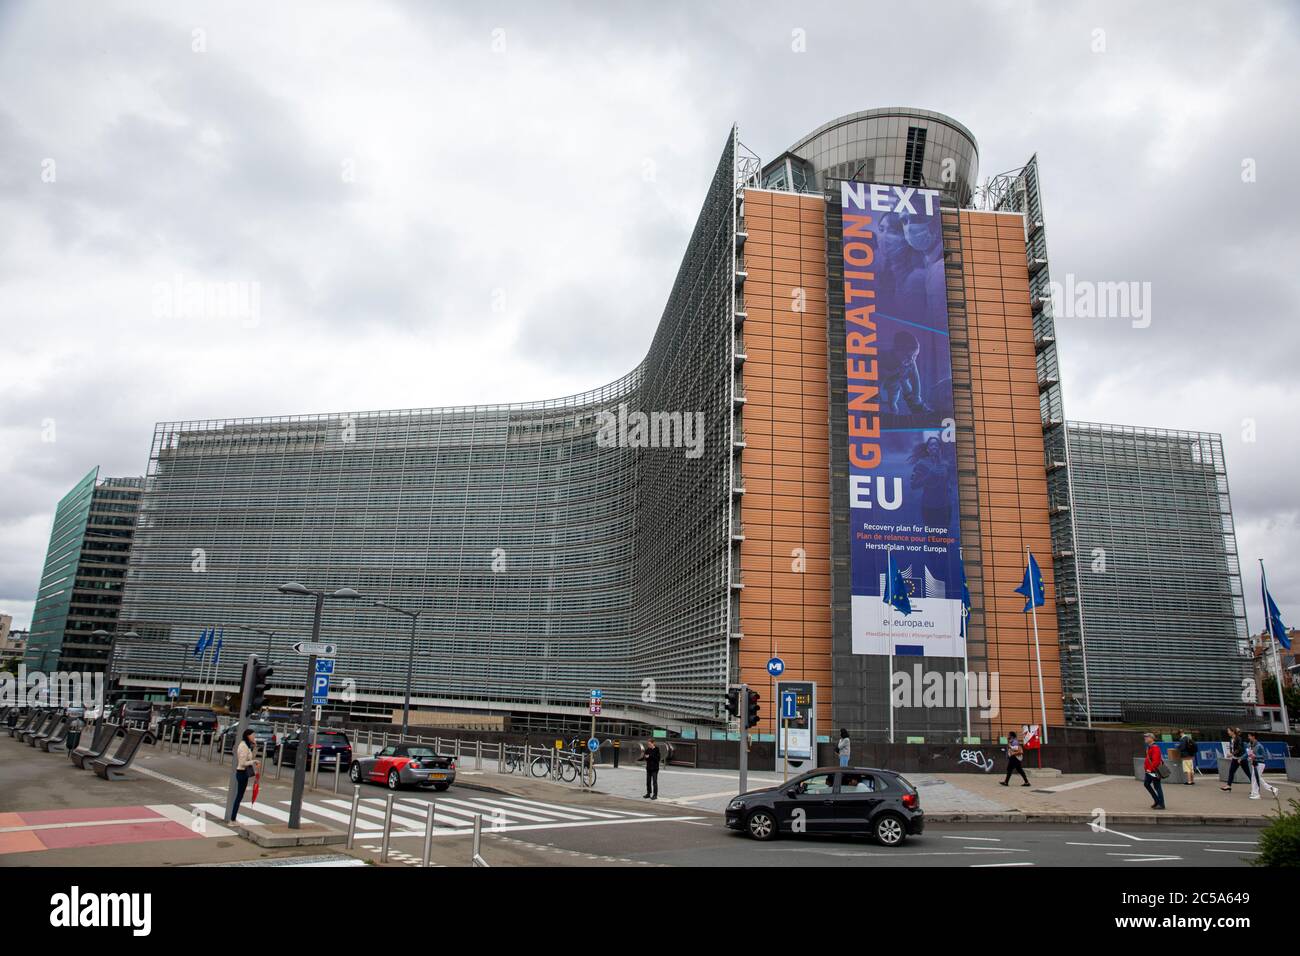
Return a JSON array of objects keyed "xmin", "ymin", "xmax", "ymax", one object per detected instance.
[
  {"xmin": 223, "ymin": 654, "xmax": 257, "ymax": 822},
  {"xmin": 738, "ymin": 683, "xmax": 748, "ymax": 796}
]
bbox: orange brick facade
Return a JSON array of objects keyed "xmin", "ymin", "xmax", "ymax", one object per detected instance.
[{"xmin": 736, "ymin": 190, "xmax": 1062, "ymax": 740}]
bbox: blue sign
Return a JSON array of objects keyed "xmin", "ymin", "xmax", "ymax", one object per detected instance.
[
  {"xmin": 587, "ymin": 737, "xmax": 600, "ymax": 752},
  {"xmin": 841, "ymin": 182, "xmax": 964, "ymax": 658},
  {"xmin": 766, "ymin": 657, "xmax": 785, "ymax": 677},
  {"xmin": 315, "ymin": 658, "xmax": 335, "ymax": 676},
  {"xmin": 311, "ymin": 673, "xmax": 330, "ymax": 705},
  {"xmin": 781, "ymin": 691, "xmax": 797, "ymax": 720},
  {"xmin": 590, "ymin": 689, "xmax": 603, "ymax": 699},
  {"xmin": 1186, "ymin": 741, "xmax": 1291, "ymax": 772},
  {"xmin": 168, "ymin": 687, "xmax": 179, "ymax": 699}
]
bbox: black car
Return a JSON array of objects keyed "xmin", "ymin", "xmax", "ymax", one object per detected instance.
[
  {"xmin": 157, "ymin": 706, "xmax": 219, "ymax": 741},
  {"xmin": 111, "ymin": 699, "xmax": 154, "ymax": 729},
  {"xmin": 725, "ymin": 767, "xmax": 924, "ymax": 846},
  {"xmin": 215, "ymin": 721, "xmax": 279, "ymax": 757},
  {"xmin": 278, "ymin": 728, "xmax": 353, "ymax": 770}
]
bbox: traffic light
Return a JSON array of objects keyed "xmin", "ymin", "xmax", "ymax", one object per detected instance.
[
  {"xmin": 725, "ymin": 687, "xmax": 740, "ymax": 717},
  {"xmin": 745, "ymin": 688, "xmax": 761, "ymax": 728},
  {"xmin": 246, "ymin": 659, "xmax": 274, "ymax": 714}
]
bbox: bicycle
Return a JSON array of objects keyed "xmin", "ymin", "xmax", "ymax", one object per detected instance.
[{"xmin": 503, "ymin": 745, "xmax": 528, "ymax": 775}]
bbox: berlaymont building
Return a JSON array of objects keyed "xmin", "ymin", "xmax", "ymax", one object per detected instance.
[{"xmin": 109, "ymin": 107, "xmax": 1251, "ymax": 743}]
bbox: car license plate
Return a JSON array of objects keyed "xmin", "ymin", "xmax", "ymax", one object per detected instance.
[{"xmin": 429, "ymin": 773, "xmax": 447, "ymax": 780}]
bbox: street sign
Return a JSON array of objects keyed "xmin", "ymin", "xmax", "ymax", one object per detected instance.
[
  {"xmin": 554, "ymin": 739, "xmax": 563, "ymax": 750},
  {"xmin": 311, "ymin": 673, "xmax": 330, "ymax": 705},
  {"xmin": 293, "ymin": 641, "xmax": 337, "ymax": 657},
  {"xmin": 587, "ymin": 737, "xmax": 600, "ymax": 752},
  {"xmin": 167, "ymin": 687, "xmax": 179, "ymax": 699},
  {"xmin": 589, "ymin": 701, "xmax": 602, "ymax": 715},
  {"xmin": 766, "ymin": 657, "xmax": 785, "ymax": 677},
  {"xmin": 781, "ymin": 690, "xmax": 797, "ymax": 720},
  {"xmin": 590, "ymin": 689, "xmax": 603, "ymax": 699},
  {"xmin": 315, "ymin": 658, "xmax": 335, "ymax": 676}
]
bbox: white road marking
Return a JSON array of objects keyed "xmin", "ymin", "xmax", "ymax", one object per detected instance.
[
  {"xmin": 1094, "ymin": 824, "xmax": 1258, "ymax": 846},
  {"xmin": 1033, "ymin": 775, "xmax": 1120, "ymax": 793},
  {"xmin": 971, "ymin": 862, "xmax": 1035, "ymax": 867},
  {"xmin": 150, "ymin": 803, "xmax": 235, "ymax": 837},
  {"xmin": 500, "ymin": 796, "xmax": 652, "ymax": 819},
  {"xmin": 1066, "ymin": 842, "xmax": 1131, "ymax": 848},
  {"xmin": 943, "ymin": 835, "xmax": 1000, "ymax": 842}
]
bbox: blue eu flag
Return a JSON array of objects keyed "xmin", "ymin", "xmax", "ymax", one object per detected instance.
[
  {"xmin": 959, "ymin": 556, "xmax": 972, "ymax": 634},
  {"xmin": 883, "ymin": 551, "xmax": 913, "ymax": 616},
  {"xmin": 192, "ymin": 628, "xmax": 208, "ymax": 657},
  {"xmin": 1262, "ymin": 565, "xmax": 1292, "ymax": 650},
  {"xmin": 1015, "ymin": 552, "xmax": 1045, "ymax": 613},
  {"xmin": 212, "ymin": 633, "xmax": 223, "ymax": 667}
]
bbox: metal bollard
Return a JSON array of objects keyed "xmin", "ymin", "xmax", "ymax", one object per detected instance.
[
  {"xmin": 422, "ymin": 801, "xmax": 436, "ymax": 867},
  {"xmin": 471, "ymin": 813, "xmax": 488, "ymax": 867},
  {"xmin": 311, "ymin": 748, "xmax": 320, "ymax": 790},
  {"xmin": 475, "ymin": 740, "xmax": 482, "ymax": 771},
  {"xmin": 346, "ymin": 784, "xmax": 361, "ymax": 850},
  {"xmin": 380, "ymin": 793, "xmax": 394, "ymax": 863},
  {"xmin": 497, "ymin": 742, "xmax": 504, "ymax": 774},
  {"xmin": 275, "ymin": 738, "xmax": 285, "ymax": 779},
  {"xmin": 334, "ymin": 751, "xmax": 342, "ymax": 794}
]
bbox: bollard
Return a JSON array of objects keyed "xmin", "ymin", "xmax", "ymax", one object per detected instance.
[
  {"xmin": 346, "ymin": 784, "xmax": 361, "ymax": 850},
  {"xmin": 497, "ymin": 742, "xmax": 505, "ymax": 774},
  {"xmin": 476, "ymin": 739, "xmax": 482, "ymax": 771},
  {"xmin": 471, "ymin": 813, "xmax": 488, "ymax": 867},
  {"xmin": 334, "ymin": 750, "xmax": 342, "ymax": 794},
  {"xmin": 422, "ymin": 801, "xmax": 436, "ymax": 867},
  {"xmin": 275, "ymin": 738, "xmax": 284, "ymax": 780},
  {"xmin": 380, "ymin": 793, "xmax": 394, "ymax": 863},
  {"xmin": 311, "ymin": 748, "xmax": 321, "ymax": 790}
]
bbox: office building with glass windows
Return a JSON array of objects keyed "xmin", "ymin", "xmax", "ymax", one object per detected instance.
[
  {"xmin": 24, "ymin": 468, "xmax": 143, "ymax": 673},
  {"xmin": 1054, "ymin": 422, "xmax": 1251, "ymax": 722},
  {"xmin": 105, "ymin": 107, "xmax": 1245, "ymax": 741}
]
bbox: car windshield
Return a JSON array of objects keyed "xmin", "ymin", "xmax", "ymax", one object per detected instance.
[
  {"xmin": 185, "ymin": 710, "xmax": 216, "ymax": 719},
  {"xmin": 317, "ymin": 732, "xmax": 349, "ymax": 746},
  {"xmin": 405, "ymin": 748, "xmax": 436, "ymax": 758}
]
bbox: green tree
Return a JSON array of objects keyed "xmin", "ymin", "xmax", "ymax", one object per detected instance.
[{"xmin": 1254, "ymin": 797, "xmax": 1300, "ymax": 868}]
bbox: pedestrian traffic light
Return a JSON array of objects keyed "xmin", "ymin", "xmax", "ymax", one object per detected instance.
[
  {"xmin": 745, "ymin": 688, "xmax": 761, "ymax": 729},
  {"xmin": 725, "ymin": 687, "xmax": 740, "ymax": 717},
  {"xmin": 247, "ymin": 660, "xmax": 274, "ymax": 713}
]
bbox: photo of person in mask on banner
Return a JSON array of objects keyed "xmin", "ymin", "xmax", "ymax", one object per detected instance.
[{"xmin": 909, "ymin": 434, "xmax": 956, "ymax": 532}]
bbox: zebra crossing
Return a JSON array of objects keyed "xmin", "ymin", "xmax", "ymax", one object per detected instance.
[{"xmin": 189, "ymin": 792, "xmax": 702, "ymax": 839}]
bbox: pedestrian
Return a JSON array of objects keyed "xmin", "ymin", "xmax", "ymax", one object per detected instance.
[
  {"xmin": 1246, "ymin": 733, "xmax": 1279, "ymax": 800},
  {"xmin": 1177, "ymin": 728, "xmax": 1196, "ymax": 785},
  {"xmin": 1142, "ymin": 731, "xmax": 1167, "ymax": 810},
  {"xmin": 643, "ymin": 738, "xmax": 660, "ymax": 800},
  {"xmin": 836, "ymin": 728, "xmax": 851, "ymax": 768},
  {"xmin": 231, "ymin": 728, "xmax": 261, "ymax": 822},
  {"xmin": 1221, "ymin": 727, "xmax": 1247, "ymax": 792},
  {"xmin": 1000, "ymin": 730, "xmax": 1031, "ymax": 787}
]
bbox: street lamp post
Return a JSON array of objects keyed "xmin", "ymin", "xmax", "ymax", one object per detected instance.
[
  {"xmin": 236, "ymin": 625, "xmax": 278, "ymax": 671},
  {"xmin": 374, "ymin": 601, "xmax": 422, "ymax": 738},
  {"xmin": 90, "ymin": 628, "xmax": 138, "ymax": 726},
  {"xmin": 277, "ymin": 582, "xmax": 360, "ymax": 829}
]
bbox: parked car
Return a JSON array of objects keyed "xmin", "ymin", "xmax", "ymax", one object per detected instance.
[
  {"xmin": 725, "ymin": 767, "xmax": 924, "ymax": 845},
  {"xmin": 279, "ymin": 728, "xmax": 353, "ymax": 771},
  {"xmin": 215, "ymin": 721, "xmax": 279, "ymax": 757},
  {"xmin": 157, "ymin": 706, "xmax": 219, "ymax": 741},
  {"xmin": 111, "ymin": 699, "xmax": 154, "ymax": 728},
  {"xmin": 349, "ymin": 744, "xmax": 457, "ymax": 791}
]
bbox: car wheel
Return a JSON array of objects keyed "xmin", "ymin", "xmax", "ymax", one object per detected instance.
[
  {"xmin": 349, "ymin": 762, "xmax": 363, "ymax": 784},
  {"xmin": 746, "ymin": 810, "xmax": 777, "ymax": 841},
  {"xmin": 432, "ymin": 782, "xmax": 450, "ymax": 792},
  {"xmin": 387, "ymin": 769, "xmax": 400, "ymax": 790},
  {"xmin": 874, "ymin": 813, "xmax": 907, "ymax": 847}
]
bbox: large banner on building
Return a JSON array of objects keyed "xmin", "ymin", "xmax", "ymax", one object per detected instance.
[{"xmin": 840, "ymin": 182, "xmax": 965, "ymax": 657}]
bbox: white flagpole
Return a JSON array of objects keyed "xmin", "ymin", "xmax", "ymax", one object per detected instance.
[
  {"xmin": 197, "ymin": 639, "xmax": 211, "ymax": 705},
  {"xmin": 1262, "ymin": 560, "xmax": 1291, "ymax": 732},
  {"xmin": 1028, "ymin": 548, "xmax": 1049, "ymax": 746},
  {"xmin": 887, "ymin": 547, "xmax": 895, "ymax": 745},
  {"xmin": 961, "ymin": 599, "xmax": 971, "ymax": 743}
]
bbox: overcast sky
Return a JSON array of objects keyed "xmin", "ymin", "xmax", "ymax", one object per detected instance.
[{"xmin": 2, "ymin": 1, "xmax": 1297, "ymax": 636}]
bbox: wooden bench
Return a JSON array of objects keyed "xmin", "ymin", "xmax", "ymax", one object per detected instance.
[
  {"xmin": 70, "ymin": 722, "xmax": 122, "ymax": 769},
  {"xmin": 90, "ymin": 728, "xmax": 154, "ymax": 780}
]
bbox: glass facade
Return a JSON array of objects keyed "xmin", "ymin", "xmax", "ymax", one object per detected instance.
[
  {"xmin": 25, "ymin": 468, "xmax": 142, "ymax": 672},
  {"xmin": 114, "ymin": 131, "xmax": 742, "ymax": 728},
  {"xmin": 1061, "ymin": 422, "xmax": 1250, "ymax": 721}
]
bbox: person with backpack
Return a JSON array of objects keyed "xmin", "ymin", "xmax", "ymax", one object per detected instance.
[
  {"xmin": 1221, "ymin": 727, "xmax": 1247, "ymax": 792},
  {"xmin": 1246, "ymin": 733, "xmax": 1279, "ymax": 800},
  {"xmin": 999, "ymin": 730, "xmax": 1030, "ymax": 787},
  {"xmin": 1177, "ymin": 729, "xmax": 1196, "ymax": 785},
  {"xmin": 1142, "ymin": 731, "xmax": 1167, "ymax": 810}
]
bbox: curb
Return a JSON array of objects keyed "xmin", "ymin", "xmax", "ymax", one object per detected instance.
[{"xmin": 925, "ymin": 811, "xmax": 1271, "ymax": 827}]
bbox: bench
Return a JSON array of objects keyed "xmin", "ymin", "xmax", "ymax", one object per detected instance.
[
  {"xmin": 38, "ymin": 715, "xmax": 74, "ymax": 752},
  {"xmin": 9, "ymin": 709, "xmax": 44, "ymax": 739},
  {"xmin": 90, "ymin": 727, "xmax": 154, "ymax": 780},
  {"xmin": 21, "ymin": 710, "xmax": 59, "ymax": 745},
  {"xmin": 70, "ymin": 722, "xmax": 123, "ymax": 769},
  {"xmin": 31, "ymin": 713, "xmax": 69, "ymax": 749}
]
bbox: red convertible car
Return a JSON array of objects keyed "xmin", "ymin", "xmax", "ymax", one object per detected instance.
[{"xmin": 349, "ymin": 744, "xmax": 457, "ymax": 791}]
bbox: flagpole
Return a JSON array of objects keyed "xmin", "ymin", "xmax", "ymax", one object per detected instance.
[
  {"xmin": 1262, "ymin": 560, "xmax": 1291, "ymax": 732},
  {"xmin": 961, "ymin": 599, "xmax": 970, "ymax": 743},
  {"xmin": 1028, "ymin": 547, "xmax": 1049, "ymax": 745},
  {"xmin": 887, "ymin": 547, "xmax": 895, "ymax": 745}
]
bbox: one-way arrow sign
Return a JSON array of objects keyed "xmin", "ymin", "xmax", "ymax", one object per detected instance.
[{"xmin": 292, "ymin": 641, "xmax": 337, "ymax": 658}]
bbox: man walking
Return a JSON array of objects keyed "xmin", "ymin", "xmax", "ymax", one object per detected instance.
[
  {"xmin": 836, "ymin": 729, "xmax": 851, "ymax": 768},
  {"xmin": 1177, "ymin": 729, "xmax": 1196, "ymax": 785},
  {"xmin": 643, "ymin": 738, "xmax": 661, "ymax": 800},
  {"xmin": 1246, "ymin": 733, "xmax": 1279, "ymax": 800},
  {"xmin": 1221, "ymin": 727, "xmax": 1247, "ymax": 792},
  {"xmin": 1142, "ymin": 731, "xmax": 1167, "ymax": 810},
  {"xmin": 999, "ymin": 730, "xmax": 1031, "ymax": 787}
]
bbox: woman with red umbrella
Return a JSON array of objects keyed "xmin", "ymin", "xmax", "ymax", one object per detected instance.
[{"xmin": 232, "ymin": 728, "xmax": 262, "ymax": 822}]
